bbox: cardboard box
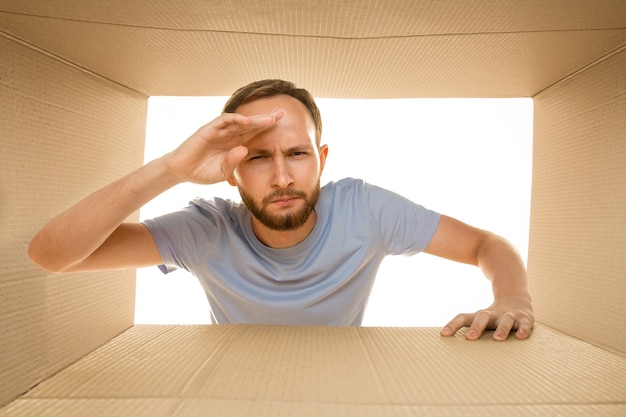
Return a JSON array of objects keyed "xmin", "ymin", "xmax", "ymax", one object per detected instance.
[
  {"xmin": 2, "ymin": 325, "xmax": 626, "ymax": 416},
  {"xmin": 1, "ymin": 1, "xmax": 625, "ymax": 414}
]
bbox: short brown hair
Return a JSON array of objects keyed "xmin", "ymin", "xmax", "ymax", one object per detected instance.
[{"xmin": 223, "ymin": 79, "xmax": 322, "ymax": 145}]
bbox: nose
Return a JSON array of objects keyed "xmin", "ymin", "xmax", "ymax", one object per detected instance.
[{"xmin": 271, "ymin": 155, "xmax": 294, "ymax": 189}]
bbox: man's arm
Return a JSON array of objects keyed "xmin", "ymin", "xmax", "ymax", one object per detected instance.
[
  {"xmin": 28, "ymin": 158, "xmax": 177, "ymax": 272},
  {"xmin": 424, "ymin": 215, "xmax": 534, "ymax": 340},
  {"xmin": 28, "ymin": 110, "xmax": 284, "ymax": 273}
]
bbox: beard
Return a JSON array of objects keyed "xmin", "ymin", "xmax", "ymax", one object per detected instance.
[{"xmin": 239, "ymin": 181, "xmax": 321, "ymax": 231}]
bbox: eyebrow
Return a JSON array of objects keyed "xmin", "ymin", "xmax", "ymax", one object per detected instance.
[{"xmin": 248, "ymin": 144, "xmax": 314, "ymax": 155}]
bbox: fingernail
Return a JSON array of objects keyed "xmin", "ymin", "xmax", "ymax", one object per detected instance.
[
  {"xmin": 441, "ymin": 327, "xmax": 452, "ymax": 335},
  {"xmin": 467, "ymin": 329, "xmax": 478, "ymax": 338}
]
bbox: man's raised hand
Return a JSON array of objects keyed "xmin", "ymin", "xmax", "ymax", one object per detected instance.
[{"xmin": 164, "ymin": 108, "xmax": 285, "ymax": 185}]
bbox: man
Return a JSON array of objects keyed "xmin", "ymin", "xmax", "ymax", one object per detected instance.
[{"xmin": 28, "ymin": 79, "xmax": 534, "ymax": 340}]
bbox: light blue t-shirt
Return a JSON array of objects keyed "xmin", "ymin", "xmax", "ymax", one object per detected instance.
[{"xmin": 143, "ymin": 178, "xmax": 440, "ymax": 325}]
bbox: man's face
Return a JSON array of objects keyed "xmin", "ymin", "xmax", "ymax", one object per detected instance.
[{"xmin": 228, "ymin": 95, "xmax": 327, "ymax": 232}]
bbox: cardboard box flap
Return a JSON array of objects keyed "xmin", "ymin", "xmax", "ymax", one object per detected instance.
[
  {"xmin": 1, "ymin": 325, "xmax": 622, "ymax": 416},
  {"xmin": 3, "ymin": 399, "xmax": 626, "ymax": 417},
  {"xmin": 0, "ymin": 1, "xmax": 625, "ymax": 97}
]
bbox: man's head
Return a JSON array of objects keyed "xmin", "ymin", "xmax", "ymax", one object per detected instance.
[
  {"xmin": 223, "ymin": 79, "xmax": 323, "ymax": 146},
  {"xmin": 224, "ymin": 80, "xmax": 328, "ymax": 240}
]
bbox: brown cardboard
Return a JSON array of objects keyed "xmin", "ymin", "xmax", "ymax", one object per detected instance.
[
  {"xmin": 0, "ymin": 0, "xmax": 625, "ymax": 413},
  {"xmin": 0, "ymin": 1, "xmax": 625, "ymax": 97},
  {"xmin": 0, "ymin": 31, "xmax": 146, "ymax": 407},
  {"xmin": 0, "ymin": 325, "xmax": 624, "ymax": 416},
  {"xmin": 529, "ymin": 46, "xmax": 626, "ymax": 355}
]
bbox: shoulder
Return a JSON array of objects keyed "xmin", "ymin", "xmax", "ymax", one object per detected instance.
[
  {"xmin": 191, "ymin": 196, "xmax": 241, "ymax": 216},
  {"xmin": 185, "ymin": 196, "xmax": 249, "ymax": 227},
  {"xmin": 319, "ymin": 178, "xmax": 415, "ymax": 223},
  {"xmin": 321, "ymin": 177, "xmax": 439, "ymax": 222},
  {"xmin": 144, "ymin": 196, "xmax": 244, "ymax": 231},
  {"xmin": 321, "ymin": 177, "xmax": 372, "ymax": 196},
  {"xmin": 321, "ymin": 177, "xmax": 403, "ymax": 202}
]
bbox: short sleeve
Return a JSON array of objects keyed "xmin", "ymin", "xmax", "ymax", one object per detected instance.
[{"xmin": 361, "ymin": 182, "xmax": 440, "ymax": 256}]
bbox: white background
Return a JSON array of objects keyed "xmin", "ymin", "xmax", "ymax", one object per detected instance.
[{"xmin": 135, "ymin": 96, "xmax": 533, "ymax": 327}]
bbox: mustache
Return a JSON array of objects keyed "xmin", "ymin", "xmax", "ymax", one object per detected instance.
[{"xmin": 263, "ymin": 189, "xmax": 307, "ymax": 205}]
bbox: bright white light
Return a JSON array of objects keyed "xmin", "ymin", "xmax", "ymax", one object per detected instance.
[{"xmin": 135, "ymin": 96, "xmax": 533, "ymax": 327}]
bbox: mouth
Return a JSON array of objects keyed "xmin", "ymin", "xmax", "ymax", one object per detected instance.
[
  {"xmin": 270, "ymin": 196, "xmax": 300, "ymax": 207},
  {"xmin": 264, "ymin": 191, "xmax": 305, "ymax": 207}
]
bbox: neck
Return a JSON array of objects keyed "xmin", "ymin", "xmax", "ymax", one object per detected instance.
[{"xmin": 251, "ymin": 211, "xmax": 317, "ymax": 249}]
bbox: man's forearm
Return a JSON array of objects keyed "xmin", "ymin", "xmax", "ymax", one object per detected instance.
[
  {"xmin": 476, "ymin": 234, "xmax": 532, "ymax": 303},
  {"xmin": 28, "ymin": 157, "xmax": 180, "ymax": 272}
]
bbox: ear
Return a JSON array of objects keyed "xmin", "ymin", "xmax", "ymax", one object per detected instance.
[
  {"xmin": 318, "ymin": 144, "xmax": 329, "ymax": 174},
  {"xmin": 227, "ymin": 175, "xmax": 237, "ymax": 186}
]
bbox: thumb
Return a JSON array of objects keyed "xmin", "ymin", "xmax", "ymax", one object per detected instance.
[{"xmin": 221, "ymin": 145, "xmax": 248, "ymax": 180}]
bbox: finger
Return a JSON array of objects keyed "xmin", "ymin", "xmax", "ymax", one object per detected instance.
[
  {"xmin": 248, "ymin": 112, "xmax": 282, "ymax": 128},
  {"xmin": 466, "ymin": 310, "xmax": 492, "ymax": 340},
  {"xmin": 203, "ymin": 112, "xmax": 279, "ymax": 147},
  {"xmin": 515, "ymin": 318, "xmax": 533, "ymax": 340},
  {"xmin": 262, "ymin": 107, "xmax": 286, "ymax": 123},
  {"xmin": 240, "ymin": 108, "xmax": 286, "ymax": 137},
  {"xmin": 441, "ymin": 313, "xmax": 473, "ymax": 337},
  {"xmin": 217, "ymin": 109, "xmax": 285, "ymax": 132},
  {"xmin": 493, "ymin": 313, "xmax": 516, "ymax": 341},
  {"xmin": 196, "ymin": 115, "xmax": 258, "ymax": 141},
  {"xmin": 220, "ymin": 146, "xmax": 249, "ymax": 181}
]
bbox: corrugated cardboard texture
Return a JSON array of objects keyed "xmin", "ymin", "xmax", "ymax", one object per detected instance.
[
  {"xmin": 0, "ymin": 325, "xmax": 624, "ymax": 416},
  {"xmin": 0, "ymin": 34, "xmax": 147, "ymax": 406},
  {"xmin": 529, "ymin": 47, "xmax": 626, "ymax": 356},
  {"xmin": 2, "ymin": 0, "xmax": 626, "ymax": 412},
  {"xmin": 0, "ymin": 1, "xmax": 625, "ymax": 97}
]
